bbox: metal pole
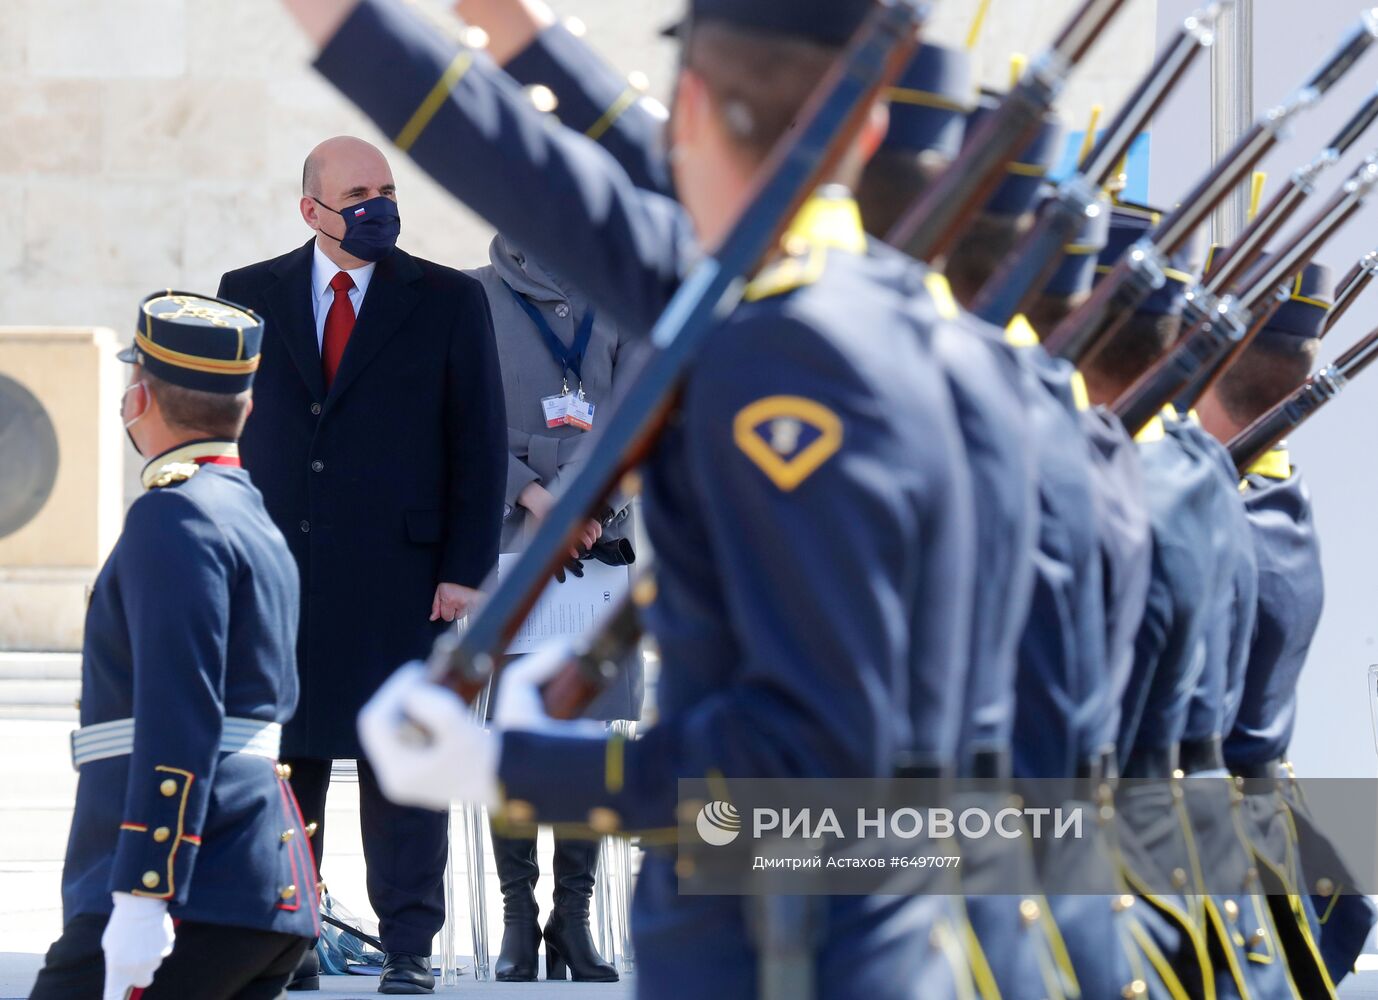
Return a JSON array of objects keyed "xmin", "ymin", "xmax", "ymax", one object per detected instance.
[{"xmin": 1211, "ymin": 0, "xmax": 1254, "ymax": 244}]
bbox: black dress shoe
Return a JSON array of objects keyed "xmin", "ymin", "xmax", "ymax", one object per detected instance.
[
  {"xmin": 378, "ymin": 952, "xmax": 435, "ymax": 995},
  {"xmin": 543, "ymin": 910, "xmax": 619, "ymax": 982},
  {"xmin": 286, "ymin": 945, "xmax": 320, "ymax": 991}
]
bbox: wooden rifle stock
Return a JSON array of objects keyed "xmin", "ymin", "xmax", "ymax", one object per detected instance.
[
  {"xmin": 1112, "ymin": 158, "xmax": 1378, "ymax": 434},
  {"xmin": 970, "ymin": 4, "xmax": 1220, "ymax": 328},
  {"xmin": 1322, "ymin": 249, "xmax": 1378, "ymax": 337},
  {"xmin": 1229, "ymin": 321, "xmax": 1378, "ymax": 472},
  {"xmin": 1044, "ymin": 13, "xmax": 1378, "ymax": 365},
  {"xmin": 417, "ymin": 0, "xmax": 928, "ymax": 711},
  {"xmin": 885, "ymin": 0, "xmax": 1132, "ymax": 265}
]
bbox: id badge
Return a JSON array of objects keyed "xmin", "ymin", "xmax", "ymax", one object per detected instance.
[
  {"xmin": 541, "ymin": 393, "xmax": 570, "ymax": 428},
  {"xmin": 566, "ymin": 394, "xmax": 596, "ymax": 431}
]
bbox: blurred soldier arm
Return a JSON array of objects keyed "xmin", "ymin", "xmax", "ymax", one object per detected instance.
[
  {"xmin": 282, "ymin": 0, "xmax": 693, "ymax": 335},
  {"xmin": 455, "ymin": 0, "xmax": 673, "ymax": 194}
]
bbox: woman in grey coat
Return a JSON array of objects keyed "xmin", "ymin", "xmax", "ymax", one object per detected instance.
[{"xmin": 467, "ymin": 234, "xmax": 641, "ymax": 983}]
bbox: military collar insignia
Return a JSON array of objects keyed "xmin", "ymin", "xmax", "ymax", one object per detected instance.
[
  {"xmin": 733, "ymin": 395, "xmax": 843, "ymax": 492},
  {"xmin": 1134, "ymin": 415, "xmax": 1166, "ymax": 444},
  {"xmin": 141, "ymin": 440, "xmax": 241, "ymax": 490},
  {"xmin": 745, "ymin": 192, "xmax": 867, "ymax": 302},
  {"xmin": 1245, "ymin": 446, "xmax": 1292, "ymax": 482},
  {"xmin": 1004, "ymin": 313, "xmax": 1040, "ymax": 348}
]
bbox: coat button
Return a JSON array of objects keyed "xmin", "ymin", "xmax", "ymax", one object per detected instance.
[
  {"xmin": 141, "ymin": 871, "xmax": 160, "ymax": 889},
  {"xmin": 160, "ymin": 779, "xmax": 178, "ymax": 797},
  {"xmin": 280, "ymin": 884, "xmax": 297, "ymax": 900},
  {"xmin": 281, "ymin": 829, "xmax": 295, "ymax": 842},
  {"xmin": 555, "ymin": 302, "xmax": 571, "ymax": 319},
  {"xmin": 152, "ymin": 827, "xmax": 171, "ymax": 844},
  {"xmin": 310, "ymin": 460, "xmax": 324, "ymax": 473},
  {"xmin": 299, "ymin": 520, "xmax": 310, "ymax": 533},
  {"xmin": 305, "ymin": 822, "xmax": 319, "ymax": 837},
  {"xmin": 310, "ymin": 402, "xmax": 321, "ymax": 415}
]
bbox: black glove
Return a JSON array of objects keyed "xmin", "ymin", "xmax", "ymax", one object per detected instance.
[
  {"xmin": 554, "ymin": 548, "xmax": 588, "ymax": 584},
  {"xmin": 589, "ymin": 537, "xmax": 636, "ymax": 567}
]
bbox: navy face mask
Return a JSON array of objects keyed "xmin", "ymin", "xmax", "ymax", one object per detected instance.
[{"xmin": 314, "ymin": 195, "xmax": 401, "ymax": 262}]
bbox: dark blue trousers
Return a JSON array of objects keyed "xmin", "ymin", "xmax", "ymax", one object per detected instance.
[{"xmin": 286, "ymin": 756, "xmax": 448, "ymax": 956}]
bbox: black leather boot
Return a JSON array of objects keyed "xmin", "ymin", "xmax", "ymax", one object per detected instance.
[
  {"xmin": 544, "ymin": 837, "xmax": 618, "ymax": 982},
  {"xmin": 491, "ymin": 830, "xmax": 541, "ymax": 982}
]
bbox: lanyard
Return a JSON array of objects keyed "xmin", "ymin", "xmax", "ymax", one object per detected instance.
[{"xmin": 506, "ymin": 283, "xmax": 595, "ymax": 390}]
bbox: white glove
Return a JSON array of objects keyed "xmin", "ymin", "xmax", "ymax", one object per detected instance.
[
  {"xmin": 492, "ymin": 641, "xmax": 608, "ymax": 737},
  {"xmin": 358, "ymin": 662, "xmax": 500, "ymax": 811},
  {"xmin": 101, "ymin": 892, "xmax": 174, "ymax": 1000}
]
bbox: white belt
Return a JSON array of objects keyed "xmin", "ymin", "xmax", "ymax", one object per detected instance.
[{"xmin": 71, "ymin": 717, "xmax": 282, "ymax": 770}]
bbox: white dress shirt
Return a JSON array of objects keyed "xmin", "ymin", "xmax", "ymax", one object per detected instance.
[{"xmin": 311, "ymin": 239, "xmax": 376, "ymax": 352}]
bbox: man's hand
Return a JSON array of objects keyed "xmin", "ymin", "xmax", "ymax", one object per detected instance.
[
  {"xmin": 358, "ymin": 663, "xmax": 499, "ymax": 810},
  {"xmin": 101, "ymin": 893, "xmax": 175, "ymax": 1000},
  {"xmin": 431, "ymin": 583, "xmax": 480, "ymax": 622}
]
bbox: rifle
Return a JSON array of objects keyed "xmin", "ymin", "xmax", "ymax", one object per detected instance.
[
  {"xmin": 969, "ymin": 4, "xmax": 1223, "ymax": 328},
  {"xmin": 1201, "ymin": 86, "xmax": 1378, "ymax": 295},
  {"xmin": 885, "ymin": 0, "xmax": 1134, "ymax": 264},
  {"xmin": 1112, "ymin": 156, "xmax": 1378, "ymax": 435},
  {"xmin": 1321, "ymin": 248, "xmax": 1378, "ymax": 336},
  {"xmin": 1043, "ymin": 11, "xmax": 1378, "ymax": 365},
  {"xmin": 1229, "ymin": 321, "xmax": 1378, "ymax": 471},
  {"xmin": 417, "ymin": 0, "xmax": 929, "ymax": 714}
]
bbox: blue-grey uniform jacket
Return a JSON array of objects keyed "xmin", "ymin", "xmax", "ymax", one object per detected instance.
[{"xmin": 61, "ymin": 444, "xmax": 319, "ymax": 940}]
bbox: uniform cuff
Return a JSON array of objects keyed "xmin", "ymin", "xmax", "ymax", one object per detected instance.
[{"xmin": 109, "ymin": 766, "xmax": 203, "ymax": 903}]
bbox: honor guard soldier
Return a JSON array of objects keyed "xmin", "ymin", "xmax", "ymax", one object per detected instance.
[
  {"xmin": 1084, "ymin": 205, "xmax": 1230, "ymax": 999},
  {"xmin": 281, "ymin": 0, "xmax": 983, "ymax": 996},
  {"xmin": 30, "ymin": 293, "xmax": 320, "ymax": 1000},
  {"xmin": 1199, "ymin": 261, "xmax": 1377, "ymax": 994}
]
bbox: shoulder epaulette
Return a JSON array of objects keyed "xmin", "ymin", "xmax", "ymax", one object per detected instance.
[{"xmin": 146, "ymin": 463, "xmax": 199, "ymax": 490}]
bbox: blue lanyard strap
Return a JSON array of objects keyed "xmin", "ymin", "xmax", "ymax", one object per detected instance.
[{"xmin": 505, "ymin": 282, "xmax": 595, "ymax": 386}]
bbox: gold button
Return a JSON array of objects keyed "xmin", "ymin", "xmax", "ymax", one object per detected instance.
[
  {"xmin": 159, "ymin": 779, "xmax": 178, "ymax": 797},
  {"xmin": 505, "ymin": 800, "xmax": 536, "ymax": 824},
  {"xmin": 675, "ymin": 858, "xmax": 696, "ymax": 879},
  {"xmin": 588, "ymin": 807, "xmax": 620, "ymax": 834},
  {"xmin": 281, "ymin": 829, "xmax": 295, "ymax": 843},
  {"xmin": 1122, "ymin": 981, "xmax": 1147, "ymax": 999},
  {"xmin": 277, "ymin": 763, "xmax": 292, "ymax": 780},
  {"xmin": 141, "ymin": 871, "xmax": 160, "ymax": 889},
  {"xmin": 280, "ymin": 884, "xmax": 297, "ymax": 900},
  {"xmin": 152, "ymin": 827, "xmax": 171, "ymax": 844},
  {"xmin": 1223, "ymin": 900, "xmax": 1239, "ymax": 922},
  {"xmin": 628, "ymin": 71, "xmax": 650, "ymax": 93},
  {"xmin": 1249, "ymin": 928, "xmax": 1267, "ymax": 948},
  {"xmin": 1172, "ymin": 768, "xmax": 1185, "ymax": 780},
  {"xmin": 462, "ymin": 25, "xmax": 489, "ymax": 49},
  {"xmin": 1018, "ymin": 899, "xmax": 1040, "ymax": 925},
  {"xmin": 1316, "ymin": 878, "xmax": 1335, "ymax": 897},
  {"xmin": 305, "ymin": 822, "xmax": 319, "ymax": 838},
  {"xmin": 1171, "ymin": 868, "xmax": 1188, "ymax": 888},
  {"xmin": 1112, "ymin": 894, "xmax": 1135, "ymax": 913}
]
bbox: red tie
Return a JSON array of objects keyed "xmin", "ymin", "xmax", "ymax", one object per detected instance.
[{"xmin": 321, "ymin": 271, "xmax": 356, "ymax": 388}]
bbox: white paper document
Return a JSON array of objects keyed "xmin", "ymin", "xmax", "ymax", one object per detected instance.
[{"xmin": 495, "ymin": 553, "xmax": 631, "ymax": 654}]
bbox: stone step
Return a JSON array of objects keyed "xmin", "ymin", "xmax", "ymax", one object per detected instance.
[
  {"xmin": 0, "ymin": 678, "xmax": 80, "ymax": 707},
  {"xmin": 0, "ymin": 652, "xmax": 81, "ymax": 680}
]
